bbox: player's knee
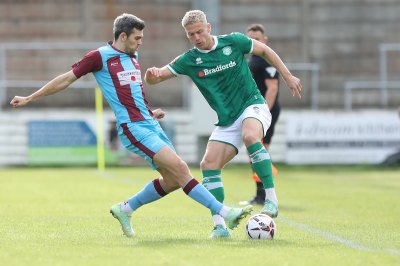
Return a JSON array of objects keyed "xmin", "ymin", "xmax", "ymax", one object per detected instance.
[
  {"xmin": 169, "ymin": 158, "xmax": 190, "ymax": 179},
  {"xmin": 164, "ymin": 159, "xmax": 191, "ymax": 187},
  {"xmin": 200, "ymin": 157, "xmax": 212, "ymax": 170},
  {"xmin": 200, "ymin": 157, "xmax": 223, "ymax": 170},
  {"xmin": 242, "ymin": 133, "xmax": 259, "ymax": 146},
  {"xmin": 177, "ymin": 159, "xmax": 189, "ymax": 173}
]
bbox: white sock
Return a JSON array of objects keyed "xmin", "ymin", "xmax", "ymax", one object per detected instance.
[
  {"xmin": 212, "ymin": 214, "xmax": 226, "ymax": 228},
  {"xmin": 120, "ymin": 201, "xmax": 133, "ymax": 214},
  {"xmin": 265, "ymin": 188, "xmax": 278, "ymax": 204},
  {"xmin": 218, "ymin": 206, "xmax": 231, "ymax": 218}
]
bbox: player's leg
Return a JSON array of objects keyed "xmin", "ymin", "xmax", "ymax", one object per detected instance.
[
  {"xmin": 240, "ymin": 140, "xmax": 266, "ymax": 206},
  {"xmin": 200, "ymin": 140, "xmax": 237, "ymax": 237},
  {"xmin": 200, "ymin": 121, "xmax": 245, "ymax": 237},
  {"xmin": 111, "ymin": 146, "xmax": 191, "ymax": 237},
  {"xmin": 266, "ymin": 103, "xmax": 280, "ymax": 178},
  {"xmin": 154, "ymin": 145, "xmax": 252, "ymax": 231},
  {"xmin": 241, "ymin": 104, "xmax": 278, "ymax": 218},
  {"xmin": 242, "ymin": 104, "xmax": 280, "ymax": 205},
  {"xmin": 110, "ymin": 122, "xmax": 176, "ymax": 237},
  {"xmin": 111, "ymin": 121, "xmax": 252, "ymax": 237},
  {"xmin": 110, "ymin": 174, "xmax": 173, "ymax": 237}
]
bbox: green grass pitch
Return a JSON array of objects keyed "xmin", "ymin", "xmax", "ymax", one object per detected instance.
[{"xmin": 0, "ymin": 165, "xmax": 399, "ymax": 266}]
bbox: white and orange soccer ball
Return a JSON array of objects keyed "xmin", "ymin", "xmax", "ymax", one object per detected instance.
[{"xmin": 245, "ymin": 213, "xmax": 276, "ymax": 239}]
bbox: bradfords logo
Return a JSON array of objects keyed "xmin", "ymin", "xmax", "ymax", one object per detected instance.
[{"xmin": 198, "ymin": 61, "xmax": 236, "ymax": 77}]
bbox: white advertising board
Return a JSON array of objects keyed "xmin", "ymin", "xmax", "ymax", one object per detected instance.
[{"xmin": 286, "ymin": 111, "xmax": 400, "ymax": 164}]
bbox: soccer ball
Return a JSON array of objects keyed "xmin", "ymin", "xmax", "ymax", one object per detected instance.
[{"xmin": 245, "ymin": 213, "xmax": 276, "ymax": 239}]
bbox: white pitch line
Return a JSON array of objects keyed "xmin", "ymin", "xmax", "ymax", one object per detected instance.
[{"xmin": 279, "ymin": 217, "xmax": 400, "ymax": 256}]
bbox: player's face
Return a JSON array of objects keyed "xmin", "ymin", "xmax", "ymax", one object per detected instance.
[
  {"xmin": 124, "ymin": 28, "xmax": 143, "ymax": 55},
  {"xmin": 184, "ymin": 22, "xmax": 213, "ymax": 50},
  {"xmin": 247, "ymin": 30, "xmax": 268, "ymax": 44}
]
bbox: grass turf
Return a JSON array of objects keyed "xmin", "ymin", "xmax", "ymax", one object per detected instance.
[{"xmin": 0, "ymin": 165, "xmax": 399, "ymax": 266}]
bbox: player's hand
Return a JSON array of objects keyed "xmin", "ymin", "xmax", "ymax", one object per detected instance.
[
  {"xmin": 285, "ymin": 75, "xmax": 302, "ymax": 99},
  {"xmin": 10, "ymin": 96, "xmax": 30, "ymax": 108},
  {"xmin": 152, "ymin": 108, "xmax": 166, "ymax": 120},
  {"xmin": 145, "ymin": 67, "xmax": 162, "ymax": 78},
  {"xmin": 144, "ymin": 67, "xmax": 163, "ymax": 84}
]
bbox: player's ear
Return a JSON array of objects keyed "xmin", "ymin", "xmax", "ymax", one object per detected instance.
[
  {"xmin": 207, "ymin": 23, "xmax": 211, "ymax": 33},
  {"xmin": 120, "ymin": 32, "xmax": 127, "ymax": 42}
]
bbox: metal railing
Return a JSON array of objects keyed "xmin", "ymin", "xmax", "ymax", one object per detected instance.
[
  {"xmin": 0, "ymin": 42, "xmax": 321, "ymax": 110},
  {"xmin": 0, "ymin": 42, "xmax": 102, "ymax": 110},
  {"xmin": 343, "ymin": 43, "xmax": 400, "ymax": 110},
  {"xmin": 286, "ymin": 63, "xmax": 320, "ymax": 110},
  {"xmin": 344, "ymin": 81, "xmax": 400, "ymax": 110},
  {"xmin": 380, "ymin": 43, "xmax": 400, "ymax": 106}
]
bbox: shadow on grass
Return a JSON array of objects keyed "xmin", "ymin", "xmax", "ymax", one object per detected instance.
[{"xmin": 105, "ymin": 236, "xmax": 296, "ymax": 249}]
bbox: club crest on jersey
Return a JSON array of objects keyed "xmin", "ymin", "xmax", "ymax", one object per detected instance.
[
  {"xmin": 222, "ymin": 46, "xmax": 232, "ymax": 56},
  {"xmin": 117, "ymin": 69, "xmax": 142, "ymax": 86},
  {"xmin": 253, "ymin": 106, "xmax": 260, "ymax": 114},
  {"xmin": 196, "ymin": 57, "xmax": 203, "ymax": 64}
]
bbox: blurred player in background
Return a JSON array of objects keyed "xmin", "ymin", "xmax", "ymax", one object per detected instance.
[
  {"xmin": 10, "ymin": 13, "xmax": 252, "ymax": 238},
  {"xmin": 239, "ymin": 24, "xmax": 281, "ymax": 206},
  {"xmin": 145, "ymin": 10, "xmax": 302, "ymax": 238}
]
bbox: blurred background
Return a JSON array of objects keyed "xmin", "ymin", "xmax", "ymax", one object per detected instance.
[{"xmin": 0, "ymin": 0, "xmax": 399, "ymax": 167}]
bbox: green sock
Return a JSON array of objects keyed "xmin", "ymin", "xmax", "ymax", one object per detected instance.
[
  {"xmin": 247, "ymin": 142, "xmax": 274, "ymax": 189},
  {"xmin": 202, "ymin": 169, "xmax": 224, "ymax": 215}
]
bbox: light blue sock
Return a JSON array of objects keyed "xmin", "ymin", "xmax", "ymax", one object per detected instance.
[
  {"xmin": 127, "ymin": 179, "xmax": 167, "ymax": 211},
  {"xmin": 183, "ymin": 179, "xmax": 223, "ymax": 214}
]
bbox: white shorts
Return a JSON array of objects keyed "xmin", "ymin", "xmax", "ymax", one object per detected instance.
[{"xmin": 209, "ymin": 104, "xmax": 272, "ymax": 151}]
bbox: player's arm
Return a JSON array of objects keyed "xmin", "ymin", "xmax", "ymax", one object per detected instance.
[
  {"xmin": 144, "ymin": 66, "xmax": 175, "ymax": 85},
  {"xmin": 265, "ymin": 78, "xmax": 278, "ymax": 109},
  {"xmin": 252, "ymin": 40, "xmax": 302, "ymax": 99},
  {"xmin": 10, "ymin": 70, "xmax": 78, "ymax": 108}
]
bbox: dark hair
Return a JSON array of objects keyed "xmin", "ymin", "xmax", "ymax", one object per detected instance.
[
  {"xmin": 246, "ymin": 24, "xmax": 265, "ymax": 34},
  {"xmin": 113, "ymin": 13, "xmax": 145, "ymax": 40}
]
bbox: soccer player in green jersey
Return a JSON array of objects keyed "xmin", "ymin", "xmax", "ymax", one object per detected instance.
[{"xmin": 145, "ymin": 10, "xmax": 302, "ymax": 238}]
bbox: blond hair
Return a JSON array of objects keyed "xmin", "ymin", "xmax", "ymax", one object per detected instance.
[{"xmin": 181, "ymin": 10, "xmax": 207, "ymax": 27}]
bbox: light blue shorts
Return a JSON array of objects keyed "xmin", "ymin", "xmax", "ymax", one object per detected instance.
[{"xmin": 118, "ymin": 119, "xmax": 175, "ymax": 169}]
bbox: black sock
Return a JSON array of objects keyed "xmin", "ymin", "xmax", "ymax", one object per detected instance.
[{"xmin": 256, "ymin": 181, "xmax": 265, "ymax": 199}]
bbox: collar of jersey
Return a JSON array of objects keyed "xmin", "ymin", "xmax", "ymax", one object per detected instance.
[
  {"xmin": 195, "ymin": 36, "xmax": 218, "ymax": 53},
  {"xmin": 107, "ymin": 41, "xmax": 137, "ymax": 58}
]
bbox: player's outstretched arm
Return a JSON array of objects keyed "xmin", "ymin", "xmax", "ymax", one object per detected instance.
[
  {"xmin": 252, "ymin": 40, "xmax": 302, "ymax": 99},
  {"xmin": 10, "ymin": 70, "xmax": 78, "ymax": 108},
  {"xmin": 144, "ymin": 66, "xmax": 175, "ymax": 85}
]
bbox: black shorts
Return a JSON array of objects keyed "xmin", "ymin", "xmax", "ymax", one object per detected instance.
[{"xmin": 263, "ymin": 103, "xmax": 280, "ymax": 144}]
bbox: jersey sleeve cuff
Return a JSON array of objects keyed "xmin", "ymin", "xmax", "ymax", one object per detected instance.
[
  {"xmin": 167, "ymin": 65, "xmax": 179, "ymax": 76},
  {"xmin": 249, "ymin": 40, "xmax": 254, "ymax": 54}
]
